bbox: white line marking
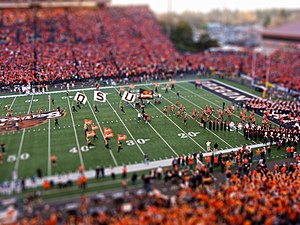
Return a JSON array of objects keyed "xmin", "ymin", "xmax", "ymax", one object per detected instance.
[
  {"xmin": 175, "ymin": 85, "xmax": 245, "ymax": 136},
  {"xmin": 66, "ymin": 96, "xmax": 84, "ymax": 167},
  {"xmin": 166, "ymin": 89, "xmax": 233, "ymax": 148},
  {"xmin": 106, "ymin": 99, "xmax": 145, "ymax": 155},
  {"xmin": 83, "ymin": 91, "xmax": 118, "ymax": 167},
  {"xmin": 150, "ymin": 100, "xmax": 206, "ymax": 152},
  {"xmin": 14, "ymin": 95, "xmax": 34, "ymax": 173},
  {"xmin": 48, "ymin": 94, "xmax": 51, "ymax": 176},
  {"xmin": 113, "ymin": 88, "xmax": 179, "ymax": 157},
  {"xmin": 6, "ymin": 96, "xmax": 17, "ymax": 116}
]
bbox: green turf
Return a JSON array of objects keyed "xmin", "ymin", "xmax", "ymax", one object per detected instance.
[{"xmin": 0, "ymin": 81, "xmax": 279, "ymax": 181}]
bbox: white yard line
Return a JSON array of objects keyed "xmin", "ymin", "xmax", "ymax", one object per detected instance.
[
  {"xmin": 150, "ymin": 101, "xmax": 207, "ymax": 152},
  {"xmin": 113, "ymin": 88, "xmax": 179, "ymax": 157},
  {"xmin": 162, "ymin": 89, "xmax": 234, "ymax": 148},
  {"xmin": 106, "ymin": 99, "xmax": 146, "ymax": 156},
  {"xmin": 66, "ymin": 96, "xmax": 85, "ymax": 167},
  {"xmin": 83, "ymin": 91, "xmax": 118, "ymax": 166},
  {"xmin": 48, "ymin": 94, "xmax": 52, "ymax": 176},
  {"xmin": 14, "ymin": 95, "xmax": 34, "ymax": 173},
  {"xmin": 4, "ymin": 96, "xmax": 17, "ymax": 116}
]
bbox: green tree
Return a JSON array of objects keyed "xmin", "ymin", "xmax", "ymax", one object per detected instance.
[{"xmin": 263, "ymin": 14, "xmax": 271, "ymax": 27}]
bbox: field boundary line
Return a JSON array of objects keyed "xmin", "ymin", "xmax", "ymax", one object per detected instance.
[
  {"xmin": 14, "ymin": 95, "xmax": 34, "ymax": 173},
  {"xmin": 106, "ymin": 99, "xmax": 146, "ymax": 156},
  {"xmin": 66, "ymin": 96, "xmax": 85, "ymax": 167},
  {"xmin": 212, "ymin": 79, "xmax": 258, "ymax": 98},
  {"xmin": 113, "ymin": 88, "xmax": 179, "ymax": 157},
  {"xmin": 83, "ymin": 91, "xmax": 118, "ymax": 167},
  {"xmin": 0, "ymin": 79, "xmax": 211, "ymax": 99}
]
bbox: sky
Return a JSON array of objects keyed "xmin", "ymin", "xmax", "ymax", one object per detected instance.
[{"xmin": 112, "ymin": 0, "xmax": 300, "ymax": 13}]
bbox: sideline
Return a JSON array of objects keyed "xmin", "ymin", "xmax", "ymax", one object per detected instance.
[{"xmin": 22, "ymin": 142, "xmax": 272, "ymax": 188}]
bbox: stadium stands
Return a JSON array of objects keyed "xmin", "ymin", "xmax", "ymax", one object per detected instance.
[
  {"xmin": 0, "ymin": 7, "xmax": 299, "ymax": 91},
  {"xmin": 16, "ymin": 156, "xmax": 300, "ymax": 224}
]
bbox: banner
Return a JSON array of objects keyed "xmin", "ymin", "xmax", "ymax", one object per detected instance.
[
  {"xmin": 104, "ymin": 127, "xmax": 112, "ymax": 134},
  {"xmin": 139, "ymin": 88, "xmax": 154, "ymax": 99},
  {"xmin": 84, "ymin": 119, "xmax": 93, "ymax": 125},
  {"xmin": 86, "ymin": 131, "xmax": 96, "ymax": 138},
  {"xmin": 122, "ymin": 91, "xmax": 136, "ymax": 103},
  {"xmin": 91, "ymin": 125, "xmax": 99, "ymax": 130},
  {"xmin": 94, "ymin": 91, "xmax": 106, "ymax": 102},
  {"xmin": 118, "ymin": 134, "xmax": 127, "ymax": 141},
  {"xmin": 74, "ymin": 92, "xmax": 87, "ymax": 104}
]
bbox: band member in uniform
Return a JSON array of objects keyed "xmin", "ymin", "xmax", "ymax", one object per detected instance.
[
  {"xmin": 76, "ymin": 101, "xmax": 81, "ymax": 109},
  {"xmin": 117, "ymin": 141, "xmax": 123, "ymax": 153},
  {"xmin": 170, "ymin": 104, "xmax": 175, "ymax": 115},
  {"xmin": 183, "ymin": 113, "xmax": 188, "ymax": 126},
  {"xmin": 163, "ymin": 106, "xmax": 168, "ymax": 115},
  {"xmin": 209, "ymin": 120, "xmax": 212, "ymax": 130},
  {"xmin": 84, "ymin": 123, "xmax": 89, "ymax": 135},
  {"xmin": 72, "ymin": 105, "xmax": 77, "ymax": 112},
  {"xmin": 120, "ymin": 103, "xmax": 125, "ymax": 113},
  {"xmin": 177, "ymin": 109, "xmax": 181, "ymax": 118},
  {"xmin": 55, "ymin": 118, "xmax": 59, "ymax": 127},
  {"xmin": 94, "ymin": 104, "xmax": 99, "ymax": 112},
  {"xmin": 105, "ymin": 138, "xmax": 111, "ymax": 149},
  {"xmin": 87, "ymin": 137, "xmax": 94, "ymax": 148}
]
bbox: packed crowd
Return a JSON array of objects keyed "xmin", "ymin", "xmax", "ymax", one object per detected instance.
[
  {"xmin": 0, "ymin": 7, "xmax": 300, "ymax": 91},
  {"xmin": 13, "ymin": 153, "xmax": 300, "ymax": 224}
]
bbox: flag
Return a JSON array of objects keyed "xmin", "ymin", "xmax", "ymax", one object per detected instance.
[
  {"xmin": 104, "ymin": 127, "xmax": 113, "ymax": 138},
  {"xmin": 120, "ymin": 87, "xmax": 125, "ymax": 92},
  {"xmin": 91, "ymin": 125, "xmax": 99, "ymax": 130},
  {"xmin": 74, "ymin": 92, "xmax": 87, "ymax": 104},
  {"xmin": 104, "ymin": 127, "xmax": 112, "ymax": 134},
  {"xmin": 104, "ymin": 132, "xmax": 114, "ymax": 139},
  {"xmin": 84, "ymin": 119, "xmax": 93, "ymax": 125},
  {"xmin": 122, "ymin": 91, "xmax": 135, "ymax": 103},
  {"xmin": 196, "ymin": 80, "xmax": 201, "ymax": 85},
  {"xmin": 139, "ymin": 88, "xmax": 154, "ymax": 99},
  {"xmin": 94, "ymin": 91, "xmax": 106, "ymax": 102},
  {"xmin": 129, "ymin": 84, "xmax": 135, "ymax": 89},
  {"xmin": 171, "ymin": 79, "xmax": 176, "ymax": 84},
  {"xmin": 86, "ymin": 131, "xmax": 96, "ymax": 138},
  {"xmin": 166, "ymin": 83, "xmax": 170, "ymax": 87},
  {"xmin": 118, "ymin": 134, "xmax": 127, "ymax": 141},
  {"xmin": 153, "ymin": 83, "xmax": 160, "ymax": 87}
]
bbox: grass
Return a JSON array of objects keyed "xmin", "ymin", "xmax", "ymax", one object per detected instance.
[{"xmin": 0, "ymin": 79, "xmax": 282, "ymax": 184}]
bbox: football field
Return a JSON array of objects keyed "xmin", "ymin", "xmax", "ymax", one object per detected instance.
[{"xmin": 0, "ymin": 80, "xmax": 264, "ymax": 181}]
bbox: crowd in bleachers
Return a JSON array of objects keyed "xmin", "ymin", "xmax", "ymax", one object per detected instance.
[
  {"xmin": 0, "ymin": 7, "xmax": 300, "ymax": 91},
  {"xmin": 13, "ymin": 154, "xmax": 300, "ymax": 224}
]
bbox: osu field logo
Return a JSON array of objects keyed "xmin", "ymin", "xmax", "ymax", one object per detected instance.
[{"xmin": 0, "ymin": 110, "xmax": 66, "ymax": 132}]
